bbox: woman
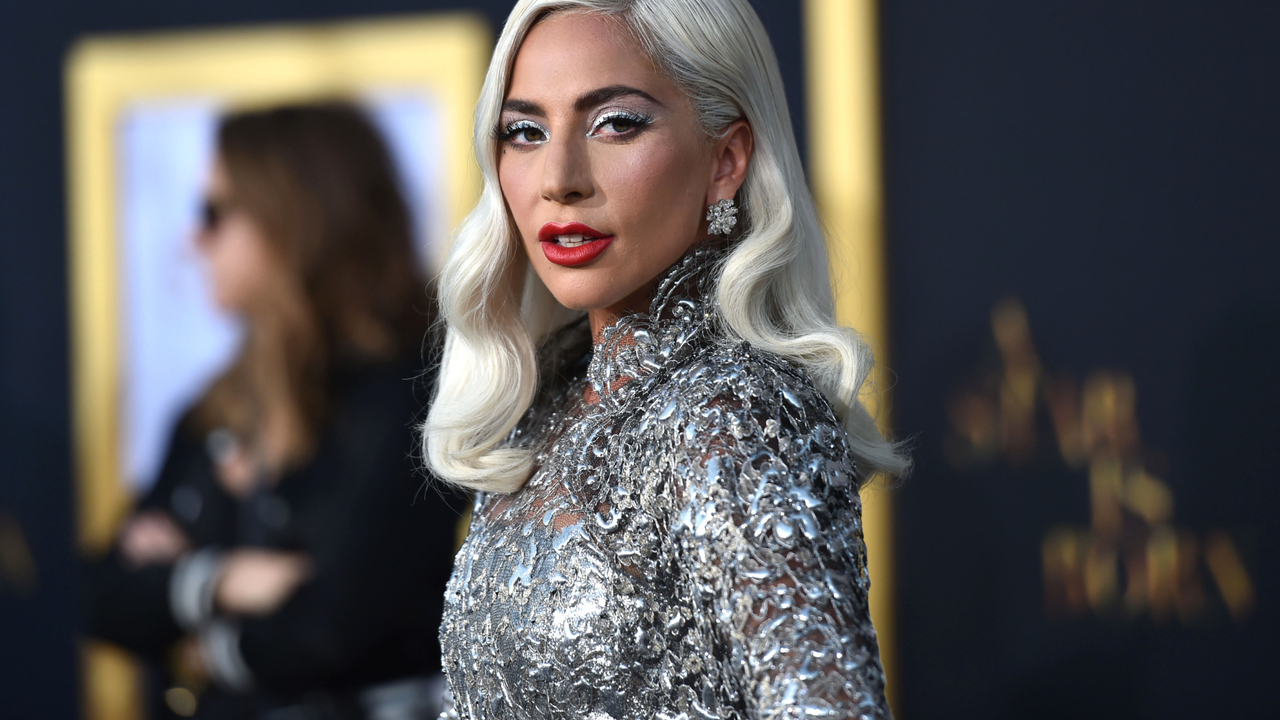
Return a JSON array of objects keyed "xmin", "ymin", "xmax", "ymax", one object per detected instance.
[
  {"xmin": 424, "ymin": 2, "xmax": 909, "ymax": 719},
  {"xmin": 86, "ymin": 102, "xmax": 460, "ymax": 719}
]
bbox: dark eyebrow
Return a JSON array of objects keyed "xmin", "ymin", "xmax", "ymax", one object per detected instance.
[
  {"xmin": 501, "ymin": 98, "xmax": 545, "ymax": 116},
  {"xmin": 501, "ymin": 86, "xmax": 661, "ymax": 117},
  {"xmin": 574, "ymin": 85, "xmax": 661, "ymax": 112}
]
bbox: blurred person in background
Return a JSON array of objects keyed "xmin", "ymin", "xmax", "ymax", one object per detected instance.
[{"xmin": 84, "ymin": 101, "xmax": 461, "ymax": 720}]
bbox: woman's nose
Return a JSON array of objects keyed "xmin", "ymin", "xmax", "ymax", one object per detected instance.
[{"xmin": 539, "ymin": 136, "xmax": 593, "ymax": 205}]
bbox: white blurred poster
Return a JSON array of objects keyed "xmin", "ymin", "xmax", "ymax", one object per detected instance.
[{"xmin": 117, "ymin": 92, "xmax": 447, "ymax": 491}]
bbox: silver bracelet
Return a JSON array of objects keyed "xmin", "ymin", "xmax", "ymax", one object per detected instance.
[{"xmin": 169, "ymin": 548, "xmax": 225, "ymax": 631}]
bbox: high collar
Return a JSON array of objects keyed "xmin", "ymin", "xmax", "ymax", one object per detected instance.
[{"xmin": 587, "ymin": 242, "xmax": 724, "ymax": 407}]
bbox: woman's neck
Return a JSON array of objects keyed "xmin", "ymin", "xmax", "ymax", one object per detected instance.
[{"xmin": 588, "ymin": 278, "xmax": 658, "ymax": 343}]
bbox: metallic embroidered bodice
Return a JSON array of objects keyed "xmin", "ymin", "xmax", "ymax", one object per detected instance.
[{"xmin": 438, "ymin": 247, "xmax": 890, "ymax": 720}]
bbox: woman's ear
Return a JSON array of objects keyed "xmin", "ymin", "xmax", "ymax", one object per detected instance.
[{"xmin": 707, "ymin": 120, "xmax": 754, "ymax": 204}]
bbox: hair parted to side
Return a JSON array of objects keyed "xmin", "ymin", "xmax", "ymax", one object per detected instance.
[
  {"xmin": 198, "ymin": 102, "xmax": 433, "ymax": 468},
  {"xmin": 424, "ymin": 0, "xmax": 910, "ymax": 493}
]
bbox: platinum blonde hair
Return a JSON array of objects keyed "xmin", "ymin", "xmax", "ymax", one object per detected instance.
[{"xmin": 424, "ymin": 0, "xmax": 909, "ymax": 492}]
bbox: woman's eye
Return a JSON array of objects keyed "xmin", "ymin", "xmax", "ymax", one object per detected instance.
[
  {"xmin": 501, "ymin": 121, "xmax": 548, "ymax": 146},
  {"xmin": 601, "ymin": 118, "xmax": 636, "ymax": 133},
  {"xmin": 517, "ymin": 127, "xmax": 547, "ymax": 143},
  {"xmin": 592, "ymin": 112, "xmax": 651, "ymax": 138}
]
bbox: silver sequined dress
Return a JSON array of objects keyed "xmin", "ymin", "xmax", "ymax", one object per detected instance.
[{"xmin": 438, "ymin": 247, "xmax": 891, "ymax": 720}]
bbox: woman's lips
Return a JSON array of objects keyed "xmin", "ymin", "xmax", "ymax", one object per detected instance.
[{"xmin": 538, "ymin": 222, "xmax": 615, "ymax": 267}]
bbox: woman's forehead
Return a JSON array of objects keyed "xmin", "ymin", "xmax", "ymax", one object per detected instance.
[{"xmin": 507, "ymin": 13, "xmax": 672, "ymax": 108}]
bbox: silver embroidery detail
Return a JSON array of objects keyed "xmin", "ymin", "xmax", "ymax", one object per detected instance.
[{"xmin": 439, "ymin": 244, "xmax": 890, "ymax": 720}]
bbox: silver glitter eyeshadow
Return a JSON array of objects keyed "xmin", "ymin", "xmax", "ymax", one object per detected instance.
[{"xmin": 438, "ymin": 245, "xmax": 891, "ymax": 720}]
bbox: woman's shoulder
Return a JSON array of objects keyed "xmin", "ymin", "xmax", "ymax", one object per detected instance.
[
  {"xmin": 652, "ymin": 340, "xmax": 856, "ymax": 479},
  {"xmin": 662, "ymin": 341, "xmax": 841, "ymax": 426},
  {"xmin": 651, "ymin": 341, "xmax": 863, "ymax": 550}
]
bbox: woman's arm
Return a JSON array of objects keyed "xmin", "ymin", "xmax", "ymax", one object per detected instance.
[
  {"xmin": 204, "ymin": 380, "xmax": 463, "ymax": 692},
  {"xmin": 669, "ymin": 368, "xmax": 891, "ymax": 719},
  {"xmin": 82, "ymin": 420, "xmax": 226, "ymax": 660}
]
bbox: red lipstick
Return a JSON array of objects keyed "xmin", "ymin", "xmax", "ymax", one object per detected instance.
[{"xmin": 538, "ymin": 222, "xmax": 614, "ymax": 267}]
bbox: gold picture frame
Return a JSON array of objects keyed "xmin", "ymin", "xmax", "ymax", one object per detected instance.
[
  {"xmin": 805, "ymin": 0, "xmax": 898, "ymax": 711},
  {"xmin": 65, "ymin": 14, "xmax": 491, "ymax": 719}
]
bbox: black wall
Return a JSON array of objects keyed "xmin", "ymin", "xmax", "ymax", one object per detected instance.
[
  {"xmin": 3, "ymin": 0, "xmax": 1276, "ymax": 717},
  {"xmin": 881, "ymin": 1, "xmax": 1280, "ymax": 717}
]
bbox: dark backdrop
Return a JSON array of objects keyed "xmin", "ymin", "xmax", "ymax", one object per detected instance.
[
  {"xmin": 3, "ymin": 0, "xmax": 1277, "ymax": 717},
  {"xmin": 881, "ymin": 1, "xmax": 1279, "ymax": 717},
  {"xmin": 0, "ymin": 2, "xmax": 804, "ymax": 717}
]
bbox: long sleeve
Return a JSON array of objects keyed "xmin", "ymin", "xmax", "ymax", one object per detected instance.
[
  {"xmin": 82, "ymin": 557, "xmax": 182, "ymax": 660},
  {"xmin": 82, "ymin": 418, "xmax": 234, "ymax": 660},
  {"xmin": 232, "ymin": 370, "xmax": 463, "ymax": 691},
  {"xmin": 669, "ymin": 370, "xmax": 891, "ymax": 719}
]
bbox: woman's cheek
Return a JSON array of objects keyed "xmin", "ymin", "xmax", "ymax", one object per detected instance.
[
  {"xmin": 498, "ymin": 158, "xmax": 534, "ymax": 212},
  {"xmin": 602, "ymin": 146, "xmax": 685, "ymax": 225},
  {"xmin": 613, "ymin": 145, "xmax": 703, "ymax": 250},
  {"xmin": 603, "ymin": 144, "xmax": 677, "ymax": 201}
]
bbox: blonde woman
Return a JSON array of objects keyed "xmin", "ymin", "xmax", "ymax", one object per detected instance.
[{"xmin": 425, "ymin": 1, "xmax": 908, "ymax": 718}]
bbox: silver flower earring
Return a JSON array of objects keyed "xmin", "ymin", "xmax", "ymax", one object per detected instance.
[{"xmin": 705, "ymin": 198, "xmax": 738, "ymax": 237}]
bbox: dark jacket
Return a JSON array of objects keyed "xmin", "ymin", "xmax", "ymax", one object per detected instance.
[{"xmin": 84, "ymin": 358, "xmax": 465, "ymax": 718}]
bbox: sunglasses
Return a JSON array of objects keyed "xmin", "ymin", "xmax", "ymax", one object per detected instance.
[{"xmin": 200, "ymin": 196, "xmax": 236, "ymax": 234}]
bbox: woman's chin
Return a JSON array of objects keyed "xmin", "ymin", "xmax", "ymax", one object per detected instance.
[
  {"xmin": 550, "ymin": 293, "xmax": 613, "ymax": 314},
  {"xmin": 542, "ymin": 281, "xmax": 628, "ymax": 315}
]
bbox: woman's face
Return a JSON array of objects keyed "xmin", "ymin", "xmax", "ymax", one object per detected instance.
[
  {"xmin": 196, "ymin": 158, "xmax": 281, "ymax": 314},
  {"xmin": 498, "ymin": 12, "xmax": 747, "ymax": 321}
]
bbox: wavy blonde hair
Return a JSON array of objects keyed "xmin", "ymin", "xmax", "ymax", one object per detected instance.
[{"xmin": 424, "ymin": 0, "xmax": 909, "ymax": 492}]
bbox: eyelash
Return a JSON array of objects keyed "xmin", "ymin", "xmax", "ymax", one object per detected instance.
[
  {"xmin": 495, "ymin": 110, "xmax": 654, "ymax": 147},
  {"xmin": 589, "ymin": 110, "xmax": 653, "ymax": 138},
  {"xmin": 496, "ymin": 119, "xmax": 549, "ymax": 146}
]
